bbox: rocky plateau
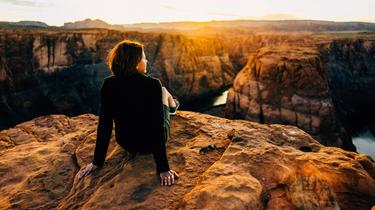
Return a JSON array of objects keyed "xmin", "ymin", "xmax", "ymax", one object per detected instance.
[{"xmin": 0, "ymin": 111, "xmax": 374, "ymax": 209}]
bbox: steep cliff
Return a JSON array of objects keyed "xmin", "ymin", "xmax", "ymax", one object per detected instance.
[
  {"xmin": 317, "ymin": 38, "xmax": 375, "ymax": 134},
  {"xmin": 142, "ymin": 33, "xmax": 236, "ymax": 100},
  {"xmin": 227, "ymin": 34, "xmax": 290, "ymax": 71},
  {"xmin": 0, "ymin": 112, "xmax": 374, "ymax": 209},
  {"xmin": 0, "ymin": 29, "xmax": 236, "ymax": 130},
  {"xmin": 226, "ymin": 45, "xmax": 350, "ymax": 149},
  {"xmin": 226, "ymin": 35, "xmax": 375, "ymax": 150},
  {"xmin": 226, "ymin": 33, "xmax": 314, "ymax": 71}
]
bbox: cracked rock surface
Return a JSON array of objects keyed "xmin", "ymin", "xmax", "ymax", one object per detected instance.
[{"xmin": 1, "ymin": 111, "xmax": 374, "ymax": 209}]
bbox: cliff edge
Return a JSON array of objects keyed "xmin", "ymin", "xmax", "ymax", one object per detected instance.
[{"xmin": 0, "ymin": 111, "xmax": 374, "ymax": 209}]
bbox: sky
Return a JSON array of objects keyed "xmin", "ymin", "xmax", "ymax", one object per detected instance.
[{"xmin": 0, "ymin": 0, "xmax": 375, "ymax": 26}]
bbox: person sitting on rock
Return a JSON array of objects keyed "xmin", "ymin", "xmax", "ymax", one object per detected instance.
[{"xmin": 78, "ymin": 40, "xmax": 180, "ymax": 186}]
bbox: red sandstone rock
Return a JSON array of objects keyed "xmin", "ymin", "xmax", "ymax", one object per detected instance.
[
  {"xmin": 0, "ymin": 111, "xmax": 374, "ymax": 209},
  {"xmin": 227, "ymin": 35, "xmax": 291, "ymax": 71},
  {"xmin": 226, "ymin": 45, "xmax": 349, "ymax": 148},
  {"xmin": 228, "ymin": 35, "xmax": 375, "ymax": 148},
  {"xmin": 0, "ymin": 29, "xmax": 235, "ymax": 100}
]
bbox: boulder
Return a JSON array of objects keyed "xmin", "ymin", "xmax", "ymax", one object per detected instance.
[{"xmin": 0, "ymin": 111, "xmax": 374, "ymax": 209}]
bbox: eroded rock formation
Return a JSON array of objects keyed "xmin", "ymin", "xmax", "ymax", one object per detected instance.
[
  {"xmin": 226, "ymin": 45, "xmax": 350, "ymax": 148},
  {"xmin": 226, "ymin": 33, "xmax": 316, "ymax": 72},
  {"xmin": 0, "ymin": 29, "xmax": 236, "ymax": 130},
  {"xmin": 227, "ymin": 36, "xmax": 375, "ymax": 149},
  {"xmin": 227, "ymin": 34, "xmax": 290, "ymax": 71},
  {"xmin": 1, "ymin": 111, "xmax": 374, "ymax": 209}
]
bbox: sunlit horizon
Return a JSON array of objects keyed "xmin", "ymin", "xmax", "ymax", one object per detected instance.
[{"xmin": 1, "ymin": 0, "xmax": 375, "ymax": 26}]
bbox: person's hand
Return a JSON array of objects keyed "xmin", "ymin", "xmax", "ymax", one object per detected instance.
[
  {"xmin": 159, "ymin": 170, "xmax": 179, "ymax": 186},
  {"xmin": 78, "ymin": 163, "xmax": 99, "ymax": 180}
]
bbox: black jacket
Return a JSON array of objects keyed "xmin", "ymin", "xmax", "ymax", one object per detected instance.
[{"xmin": 92, "ymin": 74, "xmax": 170, "ymax": 174}]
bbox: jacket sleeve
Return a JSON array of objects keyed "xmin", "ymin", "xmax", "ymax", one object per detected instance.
[
  {"xmin": 93, "ymin": 78, "xmax": 114, "ymax": 167},
  {"xmin": 148, "ymin": 79, "xmax": 170, "ymax": 174}
]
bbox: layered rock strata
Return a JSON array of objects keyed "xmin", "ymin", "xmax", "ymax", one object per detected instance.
[
  {"xmin": 227, "ymin": 34, "xmax": 290, "ymax": 71},
  {"xmin": 226, "ymin": 45, "xmax": 350, "ymax": 149},
  {"xmin": 226, "ymin": 33, "xmax": 315, "ymax": 71},
  {"xmin": 0, "ymin": 111, "xmax": 374, "ymax": 209},
  {"xmin": 227, "ymin": 37, "xmax": 375, "ymax": 150},
  {"xmin": 0, "ymin": 29, "xmax": 236, "ymax": 130}
]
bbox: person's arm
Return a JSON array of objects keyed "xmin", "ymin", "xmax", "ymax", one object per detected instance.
[
  {"xmin": 78, "ymin": 78, "xmax": 114, "ymax": 179},
  {"xmin": 148, "ymin": 79, "xmax": 170, "ymax": 174},
  {"xmin": 93, "ymin": 78, "xmax": 114, "ymax": 166}
]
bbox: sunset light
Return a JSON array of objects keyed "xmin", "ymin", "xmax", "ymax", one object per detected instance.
[
  {"xmin": 2, "ymin": 0, "xmax": 375, "ymax": 209},
  {"xmin": 0, "ymin": 0, "xmax": 375, "ymax": 25}
]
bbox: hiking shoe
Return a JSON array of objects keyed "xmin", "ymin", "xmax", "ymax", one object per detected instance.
[
  {"xmin": 169, "ymin": 96, "xmax": 180, "ymax": 115},
  {"xmin": 207, "ymin": 145, "xmax": 215, "ymax": 151},
  {"xmin": 199, "ymin": 145, "xmax": 215, "ymax": 155},
  {"xmin": 199, "ymin": 147, "xmax": 208, "ymax": 155}
]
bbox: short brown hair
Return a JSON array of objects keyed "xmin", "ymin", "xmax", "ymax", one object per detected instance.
[{"xmin": 107, "ymin": 40, "xmax": 144, "ymax": 78}]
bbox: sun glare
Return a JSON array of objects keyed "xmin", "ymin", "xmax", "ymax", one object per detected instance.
[{"xmin": 0, "ymin": 0, "xmax": 374, "ymax": 25}]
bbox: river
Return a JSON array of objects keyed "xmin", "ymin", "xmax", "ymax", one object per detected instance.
[
  {"xmin": 180, "ymin": 89, "xmax": 229, "ymax": 113},
  {"xmin": 352, "ymin": 130, "xmax": 375, "ymax": 160},
  {"xmin": 211, "ymin": 90, "xmax": 229, "ymax": 106}
]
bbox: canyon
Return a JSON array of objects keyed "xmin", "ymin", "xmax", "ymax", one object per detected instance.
[
  {"xmin": 0, "ymin": 28, "xmax": 236, "ymax": 130},
  {"xmin": 1, "ymin": 26, "xmax": 375, "ymax": 152},
  {"xmin": 0, "ymin": 112, "xmax": 374, "ymax": 209},
  {"xmin": 226, "ymin": 33, "xmax": 375, "ymax": 151},
  {"xmin": 1, "ymin": 24, "xmax": 375, "ymax": 209}
]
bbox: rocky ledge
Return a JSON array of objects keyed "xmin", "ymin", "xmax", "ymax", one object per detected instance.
[{"xmin": 0, "ymin": 111, "xmax": 374, "ymax": 209}]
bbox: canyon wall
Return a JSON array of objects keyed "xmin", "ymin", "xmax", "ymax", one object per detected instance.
[
  {"xmin": 2, "ymin": 29, "xmax": 374, "ymax": 151},
  {"xmin": 0, "ymin": 29, "xmax": 236, "ymax": 130},
  {"xmin": 0, "ymin": 112, "xmax": 374, "ymax": 209},
  {"xmin": 227, "ymin": 34, "xmax": 289, "ymax": 71},
  {"xmin": 317, "ymin": 38, "xmax": 375, "ymax": 134},
  {"xmin": 226, "ymin": 35, "xmax": 375, "ymax": 150},
  {"xmin": 226, "ymin": 45, "xmax": 349, "ymax": 149},
  {"xmin": 226, "ymin": 33, "xmax": 314, "ymax": 71}
]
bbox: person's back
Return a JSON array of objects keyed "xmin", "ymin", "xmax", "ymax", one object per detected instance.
[
  {"xmin": 78, "ymin": 40, "xmax": 179, "ymax": 186},
  {"xmin": 103, "ymin": 75, "xmax": 163, "ymax": 151}
]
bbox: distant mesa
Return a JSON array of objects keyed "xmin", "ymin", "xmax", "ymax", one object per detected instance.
[
  {"xmin": 58, "ymin": 18, "xmax": 375, "ymax": 34},
  {"xmin": 62, "ymin": 18, "xmax": 122, "ymax": 30},
  {"xmin": 0, "ymin": 20, "xmax": 49, "ymax": 27},
  {"xmin": 121, "ymin": 19, "xmax": 375, "ymax": 31},
  {"xmin": 3, "ymin": 18, "xmax": 375, "ymax": 32}
]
